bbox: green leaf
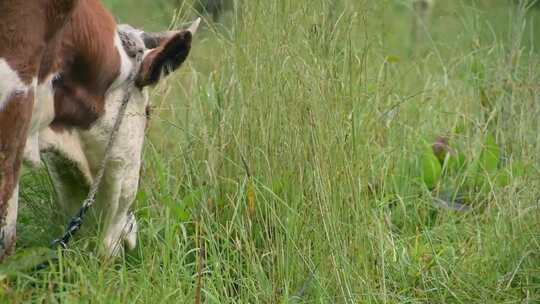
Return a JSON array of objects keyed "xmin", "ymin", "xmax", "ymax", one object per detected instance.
[
  {"xmin": 480, "ymin": 88, "xmax": 492, "ymax": 110},
  {"xmin": 478, "ymin": 133, "xmax": 500, "ymax": 176},
  {"xmin": 165, "ymin": 198, "xmax": 190, "ymax": 222},
  {"xmin": 446, "ymin": 152, "xmax": 467, "ymax": 173},
  {"xmin": 181, "ymin": 188, "xmax": 204, "ymax": 210},
  {"xmin": 510, "ymin": 161, "xmax": 526, "ymax": 178},
  {"xmin": 470, "ymin": 59, "xmax": 486, "ymax": 85},
  {"xmin": 466, "ymin": 133, "xmax": 501, "ymax": 190},
  {"xmin": 494, "ymin": 161, "xmax": 526, "ymax": 188},
  {"xmin": 494, "ymin": 170, "xmax": 511, "ymax": 188},
  {"xmin": 164, "ymin": 188, "xmax": 205, "ymax": 222},
  {"xmin": 386, "ymin": 55, "xmax": 400, "ymax": 63},
  {"xmin": 453, "ymin": 119, "xmax": 468, "ymax": 135},
  {"xmin": 421, "ymin": 149, "xmax": 442, "ymax": 190}
]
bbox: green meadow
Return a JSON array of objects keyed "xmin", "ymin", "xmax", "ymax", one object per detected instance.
[{"xmin": 6, "ymin": 0, "xmax": 540, "ymax": 302}]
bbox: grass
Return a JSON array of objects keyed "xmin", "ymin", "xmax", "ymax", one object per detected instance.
[{"xmin": 5, "ymin": 0, "xmax": 540, "ymax": 302}]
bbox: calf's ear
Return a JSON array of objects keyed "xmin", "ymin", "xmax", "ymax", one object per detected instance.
[
  {"xmin": 135, "ymin": 18, "xmax": 200, "ymax": 87},
  {"xmin": 135, "ymin": 31, "xmax": 191, "ymax": 87}
]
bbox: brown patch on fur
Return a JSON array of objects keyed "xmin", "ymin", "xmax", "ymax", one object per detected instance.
[
  {"xmin": 39, "ymin": 0, "xmax": 121, "ymax": 130},
  {"xmin": 51, "ymin": 75, "xmax": 106, "ymax": 130},
  {"xmin": 0, "ymin": 1, "xmax": 79, "ymax": 83},
  {"xmin": 0, "ymin": 92, "xmax": 33, "ymax": 208}
]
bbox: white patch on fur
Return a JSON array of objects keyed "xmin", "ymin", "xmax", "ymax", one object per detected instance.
[
  {"xmin": 123, "ymin": 212, "xmax": 138, "ymax": 250},
  {"xmin": 0, "ymin": 59, "xmax": 31, "ymax": 111},
  {"xmin": 24, "ymin": 134, "xmax": 41, "ymax": 167},
  {"xmin": 2, "ymin": 184, "xmax": 18, "ymax": 251},
  {"xmin": 24, "ymin": 74, "xmax": 57, "ymax": 167},
  {"xmin": 39, "ymin": 128, "xmax": 93, "ymax": 183},
  {"xmin": 110, "ymin": 32, "xmax": 133, "ymax": 91}
]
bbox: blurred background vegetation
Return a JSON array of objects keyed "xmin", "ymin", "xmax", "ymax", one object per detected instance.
[{"xmin": 9, "ymin": 0, "xmax": 540, "ymax": 302}]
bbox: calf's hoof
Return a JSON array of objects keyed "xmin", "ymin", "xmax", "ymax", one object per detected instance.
[
  {"xmin": 123, "ymin": 211, "xmax": 138, "ymax": 251},
  {"xmin": 0, "ymin": 185, "xmax": 19, "ymax": 261},
  {"xmin": 102, "ymin": 211, "xmax": 138, "ymax": 257}
]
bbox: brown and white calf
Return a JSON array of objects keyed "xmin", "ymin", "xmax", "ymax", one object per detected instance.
[{"xmin": 1, "ymin": 0, "xmax": 200, "ymax": 259}]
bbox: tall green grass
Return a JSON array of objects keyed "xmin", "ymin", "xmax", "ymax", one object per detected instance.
[{"xmin": 6, "ymin": 0, "xmax": 540, "ymax": 302}]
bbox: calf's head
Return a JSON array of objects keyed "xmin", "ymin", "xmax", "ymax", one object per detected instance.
[
  {"xmin": 111, "ymin": 18, "xmax": 201, "ymax": 106},
  {"xmin": 49, "ymin": 17, "xmax": 200, "ymax": 132}
]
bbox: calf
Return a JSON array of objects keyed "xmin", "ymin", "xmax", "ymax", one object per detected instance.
[
  {"xmin": 0, "ymin": 0, "xmax": 79, "ymax": 260},
  {"xmin": 14, "ymin": 0, "xmax": 198, "ymax": 258}
]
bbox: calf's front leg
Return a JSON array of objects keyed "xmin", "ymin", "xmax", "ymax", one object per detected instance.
[
  {"xmin": 40, "ymin": 125, "xmax": 141, "ymax": 256},
  {"xmin": 80, "ymin": 94, "xmax": 147, "ymax": 256},
  {"xmin": 94, "ymin": 158, "xmax": 140, "ymax": 255}
]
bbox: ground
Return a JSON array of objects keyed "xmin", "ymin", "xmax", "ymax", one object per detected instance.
[{"xmin": 4, "ymin": 0, "xmax": 540, "ymax": 302}]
